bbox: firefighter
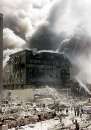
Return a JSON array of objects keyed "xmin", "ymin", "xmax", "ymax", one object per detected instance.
[{"xmin": 75, "ymin": 120, "xmax": 79, "ymax": 130}]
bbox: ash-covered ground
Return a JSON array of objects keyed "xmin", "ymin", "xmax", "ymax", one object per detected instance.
[{"xmin": 0, "ymin": 87, "xmax": 91, "ymax": 130}]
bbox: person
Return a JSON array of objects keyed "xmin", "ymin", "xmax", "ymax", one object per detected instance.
[
  {"xmin": 74, "ymin": 107, "xmax": 76, "ymax": 116},
  {"xmin": 38, "ymin": 114, "xmax": 41, "ymax": 121},
  {"xmin": 79, "ymin": 106, "xmax": 83, "ymax": 118},
  {"xmin": 75, "ymin": 120, "xmax": 79, "ymax": 130},
  {"xmin": 81, "ymin": 107, "xmax": 84, "ymax": 114},
  {"xmin": 77, "ymin": 107, "xmax": 79, "ymax": 117},
  {"xmin": 66, "ymin": 108, "xmax": 68, "ymax": 114},
  {"xmin": 59, "ymin": 115, "xmax": 62, "ymax": 123}
]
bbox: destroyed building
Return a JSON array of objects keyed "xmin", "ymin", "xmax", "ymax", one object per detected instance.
[
  {"xmin": 3, "ymin": 49, "xmax": 71, "ymax": 89},
  {"xmin": 0, "ymin": 14, "xmax": 3, "ymax": 91}
]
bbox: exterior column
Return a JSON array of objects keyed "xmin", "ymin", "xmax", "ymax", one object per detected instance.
[{"xmin": 0, "ymin": 14, "xmax": 3, "ymax": 95}]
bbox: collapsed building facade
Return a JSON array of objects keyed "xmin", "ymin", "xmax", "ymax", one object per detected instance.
[{"xmin": 3, "ymin": 49, "xmax": 71, "ymax": 89}]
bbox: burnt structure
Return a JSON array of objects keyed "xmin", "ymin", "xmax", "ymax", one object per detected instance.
[
  {"xmin": 0, "ymin": 14, "xmax": 3, "ymax": 91},
  {"xmin": 3, "ymin": 49, "xmax": 71, "ymax": 89}
]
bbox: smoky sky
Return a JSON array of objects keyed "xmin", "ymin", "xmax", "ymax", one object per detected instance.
[
  {"xmin": 2, "ymin": 0, "xmax": 91, "ymax": 50},
  {"xmin": 2, "ymin": 0, "xmax": 91, "ymax": 85}
]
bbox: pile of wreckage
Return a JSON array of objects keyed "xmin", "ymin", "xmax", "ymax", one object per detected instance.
[
  {"xmin": 0, "ymin": 91, "xmax": 68, "ymax": 130},
  {"xmin": 1, "ymin": 90, "xmax": 91, "ymax": 130},
  {"xmin": 0, "ymin": 102, "xmax": 59, "ymax": 129}
]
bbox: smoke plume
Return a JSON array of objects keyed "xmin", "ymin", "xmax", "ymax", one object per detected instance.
[
  {"xmin": 28, "ymin": 0, "xmax": 91, "ymax": 87},
  {"xmin": 28, "ymin": 24, "xmax": 64, "ymax": 50},
  {"xmin": 49, "ymin": 0, "xmax": 91, "ymax": 86},
  {"xmin": 3, "ymin": 28, "xmax": 26, "ymax": 49},
  {"xmin": 2, "ymin": 0, "xmax": 91, "ymax": 89}
]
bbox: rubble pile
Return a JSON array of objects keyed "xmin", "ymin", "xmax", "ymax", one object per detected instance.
[
  {"xmin": 0, "ymin": 102, "xmax": 58, "ymax": 129},
  {"xmin": 1, "ymin": 90, "xmax": 91, "ymax": 130},
  {"xmin": 0, "ymin": 91, "xmax": 60, "ymax": 129}
]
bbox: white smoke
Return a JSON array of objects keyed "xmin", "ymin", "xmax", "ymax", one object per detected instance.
[
  {"xmin": 48, "ymin": 0, "xmax": 91, "ymax": 87},
  {"xmin": 49, "ymin": 0, "xmax": 91, "ymax": 37},
  {"xmin": 3, "ymin": 28, "xmax": 25, "ymax": 66},
  {"xmin": 75, "ymin": 77, "xmax": 91, "ymax": 95},
  {"xmin": 73, "ymin": 55, "xmax": 91, "ymax": 84},
  {"xmin": 0, "ymin": 0, "xmax": 54, "ymax": 40},
  {"xmin": 2, "ymin": 0, "xmax": 91, "ymax": 46},
  {"xmin": 3, "ymin": 28, "xmax": 26, "ymax": 49},
  {"xmin": 56, "ymin": 38, "xmax": 70, "ymax": 52},
  {"xmin": 46, "ymin": 86, "xmax": 60, "ymax": 101}
]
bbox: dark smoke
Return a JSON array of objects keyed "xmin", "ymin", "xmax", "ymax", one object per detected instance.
[
  {"xmin": 59, "ymin": 34, "xmax": 91, "ymax": 59},
  {"xmin": 28, "ymin": 24, "xmax": 64, "ymax": 50}
]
